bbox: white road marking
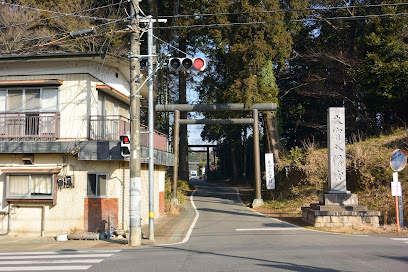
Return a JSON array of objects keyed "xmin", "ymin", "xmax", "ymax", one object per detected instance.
[
  {"xmin": 0, "ymin": 266, "xmax": 91, "ymax": 271},
  {"xmin": 155, "ymin": 187, "xmax": 199, "ymax": 246},
  {"xmin": 390, "ymin": 238, "xmax": 408, "ymax": 241},
  {"xmin": 233, "ymin": 188, "xmax": 370, "ymax": 237},
  {"xmin": 0, "ymin": 259, "xmax": 103, "ymax": 265},
  {"xmin": 0, "ymin": 249, "xmax": 119, "ymax": 271},
  {"xmin": 0, "ymin": 250, "xmax": 120, "ymax": 256},
  {"xmin": 0, "ymin": 254, "xmax": 112, "ymax": 260},
  {"xmin": 236, "ymin": 227, "xmax": 302, "ymax": 231}
]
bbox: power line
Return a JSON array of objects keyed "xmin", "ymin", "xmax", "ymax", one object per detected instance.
[
  {"xmin": 0, "ymin": 1, "xmax": 123, "ymax": 30},
  {"xmin": 0, "ymin": 17, "xmax": 130, "ymax": 48},
  {"xmin": 0, "ymin": 0, "xmax": 120, "ymax": 21},
  {"xmin": 99, "ymin": 0, "xmax": 125, "ymax": 71},
  {"xmin": 0, "ymin": 21, "xmax": 134, "ymax": 53},
  {"xmin": 158, "ymin": 12, "xmax": 408, "ymax": 29},
  {"xmin": 153, "ymin": 35, "xmax": 190, "ymax": 57},
  {"xmin": 157, "ymin": 2, "xmax": 408, "ymax": 19},
  {"xmin": 0, "ymin": 14, "xmax": 160, "ymax": 49},
  {"xmin": 0, "ymin": 32, "xmax": 70, "ymax": 47},
  {"xmin": 0, "ymin": 31, "xmax": 108, "ymax": 55}
]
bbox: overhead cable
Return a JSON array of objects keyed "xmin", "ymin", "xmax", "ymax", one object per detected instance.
[
  {"xmin": 157, "ymin": 2, "xmax": 408, "ymax": 19},
  {"xmin": 0, "ymin": 27, "xmax": 134, "ymax": 55},
  {"xmin": 0, "ymin": 0, "xmax": 120, "ymax": 21},
  {"xmin": 153, "ymin": 35, "xmax": 190, "ymax": 57},
  {"xmin": 0, "ymin": 17, "xmax": 130, "ymax": 48},
  {"xmin": 0, "ymin": 1, "xmax": 123, "ymax": 30},
  {"xmin": 99, "ymin": 0, "xmax": 124, "ymax": 71},
  {"xmin": 158, "ymin": 12, "xmax": 408, "ymax": 29}
]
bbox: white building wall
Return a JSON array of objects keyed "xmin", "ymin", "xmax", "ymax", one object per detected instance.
[
  {"xmin": 0, "ymin": 60, "xmax": 130, "ymax": 97},
  {"xmin": 0, "ymin": 154, "xmax": 167, "ymax": 236},
  {"xmin": 0, "ymin": 57, "xmax": 167, "ymax": 236}
]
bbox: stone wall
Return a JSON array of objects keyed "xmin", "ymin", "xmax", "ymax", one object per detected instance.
[{"xmin": 302, "ymin": 207, "xmax": 380, "ymax": 228}]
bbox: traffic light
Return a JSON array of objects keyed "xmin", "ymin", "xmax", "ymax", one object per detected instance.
[
  {"xmin": 168, "ymin": 57, "xmax": 206, "ymax": 72},
  {"xmin": 120, "ymin": 134, "xmax": 130, "ymax": 157}
]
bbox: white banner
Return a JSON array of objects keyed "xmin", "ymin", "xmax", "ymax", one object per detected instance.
[
  {"xmin": 265, "ymin": 153, "xmax": 275, "ymax": 190},
  {"xmin": 391, "ymin": 181, "xmax": 402, "ymax": 197}
]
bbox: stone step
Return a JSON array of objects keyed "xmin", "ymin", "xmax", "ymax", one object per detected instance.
[{"xmin": 310, "ymin": 204, "xmax": 368, "ymax": 212}]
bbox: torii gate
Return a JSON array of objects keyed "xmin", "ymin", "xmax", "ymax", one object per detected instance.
[
  {"xmin": 188, "ymin": 144, "xmax": 217, "ymax": 181},
  {"xmin": 155, "ymin": 103, "xmax": 277, "ymax": 208}
]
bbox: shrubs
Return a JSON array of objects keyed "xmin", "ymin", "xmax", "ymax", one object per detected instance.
[
  {"xmin": 164, "ymin": 179, "xmax": 193, "ymax": 214},
  {"xmin": 274, "ymin": 130, "xmax": 408, "ymax": 225}
]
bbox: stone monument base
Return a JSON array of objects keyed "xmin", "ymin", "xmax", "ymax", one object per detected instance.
[{"xmin": 302, "ymin": 193, "xmax": 380, "ymax": 228}]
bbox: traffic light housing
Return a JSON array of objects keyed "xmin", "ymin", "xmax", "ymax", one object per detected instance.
[
  {"xmin": 168, "ymin": 57, "xmax": 206, "ymax": 72},
  {"xmin": 120, "ymin": 134, "xmax": 130, "ymax": 157}
]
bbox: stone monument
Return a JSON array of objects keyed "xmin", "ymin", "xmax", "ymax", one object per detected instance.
[{"xmin": 302, "ymin": 107, "xmax": 380, "ymax": 227}]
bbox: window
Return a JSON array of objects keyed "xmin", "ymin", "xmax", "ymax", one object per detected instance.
[
  {"xmin": 87, "ymin": 173, "xmax": 107, "ymax": 197},
  {"xmin": 0, "ymin": 87, "xmax": 58, "ymax": 113},
  {"xmin": 7, "ymin": 174, "xmax": 53, "ymax": 199}
]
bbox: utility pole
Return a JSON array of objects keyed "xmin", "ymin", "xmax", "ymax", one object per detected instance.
[
  {"xmin": 147, "ymin": 16, "xmax": 155, "ymax": 241},
  {"xmin": 143, "ymin": 16, "xmax": 166, "ymax": 241},
  {"xmin": 129, "ymin": 0, "xmax": 142, "ymax": 247}
]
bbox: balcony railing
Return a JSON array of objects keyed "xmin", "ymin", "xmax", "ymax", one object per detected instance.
[
  {"xmin": 89, "ymin": 115, "xmax": 130, "ymax": 141},
  {"xmin": 139, "ymin": 124, "xmax": 169, "ymax": 152},
  {"xmin": 89, "ymin": 115, "xmax": 168, "ymax": 152},
  {"xmin": 0, "ymin": 112, "xmax": 60, "ymax": 142}
]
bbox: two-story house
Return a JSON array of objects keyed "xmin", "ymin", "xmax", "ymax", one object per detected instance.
[{"xmin": 0, "ymin": 52, "xmax": 173, "ymax": 236}]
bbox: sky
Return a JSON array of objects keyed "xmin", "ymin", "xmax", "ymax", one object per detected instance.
[{"xmin": 186, "ymin": 87, "xmax": 214, "ymax": 146}]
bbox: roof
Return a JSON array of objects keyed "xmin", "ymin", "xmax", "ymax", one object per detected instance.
[{"xmin": 0, "ymin": 52, "xmax": 148, "ymax": 98}]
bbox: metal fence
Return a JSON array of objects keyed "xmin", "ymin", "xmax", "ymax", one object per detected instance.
[
  {"xmin": 89, "ymin": 116, "xmax": 168, "ymax": 151},
  {"xmin": 0, "ymin": 112, "xmax": 60, "ymax": 141},
  {"xmin": 89, "ymin": 115, "xmax": 131, "ymax": 141}
]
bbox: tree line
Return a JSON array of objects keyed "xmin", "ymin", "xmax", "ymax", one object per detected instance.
[{"xmin": 1, "ymin": 0, "xmax": 407, "ymax": 184}]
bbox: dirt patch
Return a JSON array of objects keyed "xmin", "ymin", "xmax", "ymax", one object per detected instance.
[
  {"xmin": 237, "ymin": 186, "xmax": 408, "ymax": 236},
  {"xmin": 253, "ymin": 207, "xmax": 310, "ymax": 227}
]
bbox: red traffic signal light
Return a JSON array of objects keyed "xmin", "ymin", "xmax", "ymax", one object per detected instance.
[
  {"xmin": 192, "ymin": 57, "xmax": 206, "ymax": 71},
  {"xmin": 168, "ymin": 57, "xmax": 206, "ymax": 72},
  {"xmin": 122, "ymin": 135, "xmax": 130, "ymax": 144},
  {"xmin": 120, "ymin": 134, "xmax": 130, "ymax": 157}
]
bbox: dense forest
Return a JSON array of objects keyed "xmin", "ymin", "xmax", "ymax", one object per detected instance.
[{"xmin": 1, "ymin": 0, "xmax": 407, "ymax": 184}]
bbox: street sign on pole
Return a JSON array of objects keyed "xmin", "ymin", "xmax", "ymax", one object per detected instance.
[
  {"xmin": 265, "ymin": 153, "xmax": 275, "ymax": 190},
  {"xmin": 389, "ymin": 150, "xmax": 406, "ymax": 232},
  {"xmin": 390, "ymin": 149, "xmax": 407, "ymax": 172}
]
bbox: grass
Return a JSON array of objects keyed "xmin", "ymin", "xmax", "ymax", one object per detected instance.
[
  {"xmin": 238, "ymin": 185, "xmax": 408, "ymax": 234},
  {"xmin": 164, "ymin": 179, "xmax": 195, "ymax": 215},
  {"xmin": 234, "ymin": 130, "xmax": 408, "ymax": 235}
]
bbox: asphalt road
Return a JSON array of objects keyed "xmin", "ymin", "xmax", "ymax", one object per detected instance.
[{"xmin": 2, "ymin": 180, "xmax": 408, "ymax": 271}]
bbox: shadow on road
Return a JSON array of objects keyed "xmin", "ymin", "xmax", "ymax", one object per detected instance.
[{"xmin": 150, "ymin": 245, "xmax": 351, "ymax": 272}]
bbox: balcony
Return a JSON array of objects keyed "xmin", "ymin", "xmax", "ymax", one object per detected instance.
[
  {"xmin": 0, "ymin": 112, "xmax": 60, "ymax": 142},
  {"xmin": 89, "ymin": 115, "xmax": 168, "ymax": 152},
  {"xmin": 89, "ymin": 115, "xmax": 130, "ymax": 141}
]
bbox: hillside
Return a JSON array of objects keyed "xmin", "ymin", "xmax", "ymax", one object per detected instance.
[{"xmin": 241, "ymin": 130, "xmax": 408, "ymax": 230}]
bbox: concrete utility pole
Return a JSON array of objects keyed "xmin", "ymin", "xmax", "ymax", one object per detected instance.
[
  {"xmin": 147, "ymin": 16, "xmax": 155, "ymax": 241},
  {"xmin": 172, "ymin": 110, "xmax": 180, "ymax": 205},
  {"xmin": 129, "ymin": 0, "xmax": 142, "ymax": 247},
  {"xmin": 143, "ymin": 16, "xmax": 166, "ymax": 241}
]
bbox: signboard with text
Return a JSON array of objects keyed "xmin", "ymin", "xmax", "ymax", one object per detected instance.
[
  {"xmin": 265, "ymin": 153, "xmax": 275, "ymax": 190},
  {"xmin": 391, "ymin": 182, "xmax": 402, "ymax": 197}
]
